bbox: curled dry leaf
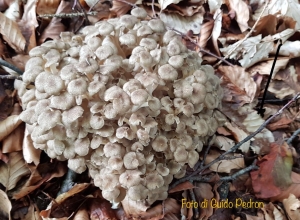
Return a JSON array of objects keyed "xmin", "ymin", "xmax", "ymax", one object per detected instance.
[
  {"xmin": 160, "ymin": 12, "xmax": 203, "ymax": 34},
  {"xmin": 0, "ymin": 115, "xmax": 22, "ymax": 141},
  {"xmin": 0, "ymin": 151, "xmax": 31, "ymax": 191},
  {"xmin": 198, "ymin": 20, "xmax": 214, "ymax": 49},
  {"xmin": 168, "ymin": 181, "xmax": 194, "ymax": 193},
  {"xmin": 0, "ymin": 12, "xmax": 26, "ymax": 52},
  {"xmin": 0, "ymin": 189, "xmax": 11, "ymax": 220},
  {"xmin": 277, "ymin": 41, "xmax": 300, "ymax": 58},
  {"xmin": 158, "ymin": 0, "xmax": 183, "ymax": 10},
  {"xmin": 227, "ymin": 0, "xmax": 249, "ymax": 32},
  {"xmin": 211, "ymin": 9, "xmax": 222, "ymax": 56},
  {"xmin": 23, "ymin": 125, "xmax": 41, "ymax": 166},
  {"xmin": 4, "ymin": 0, "xmax": 20, "ymax": 21},
  {"xmin": 208, "ymin": 0, "xmax": 222, "ymax": 13}
]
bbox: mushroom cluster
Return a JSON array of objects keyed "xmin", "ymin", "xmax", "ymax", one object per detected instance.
[{"xmin": 17, "ymin": 8, "xmax": 224, "ymax": 209}]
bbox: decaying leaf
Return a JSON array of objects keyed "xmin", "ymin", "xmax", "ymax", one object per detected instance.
[
  {"xmin": 204, "ymin": 149, "xmax": 245, "ymax": 173},
  {"xmin": 277, "ymin": 41, "xmax": 300, "ymax": 58},
  {"xmin": 218, "ymin": 65, "xmax": 257, "ymax": 104},
  {"xmin": 160, "ymin": 12, "xmax": 203, "ymax": 34},
  {"xmin": 251, "ymin": 143, "xmax": 294, "ymax": 198},
  {"xmin": 168, "ymin": 181, "xmax": 194, "ymax": 193},
  {"xmin": 0, "ymin": 151, "xmax": 31, "ymax": 191},
  {"xmin": 198, "ymin": 20, "xmax": 214, "ymax": 49},
  {"xmin": 211, "ymin": 9, "xmax": 222, "ymax": 56},
  {"xmin": 36, "ymin": 0, "xmax": 60, "ymax": 15},
  {"xmin": 227, "ymin": 0, "xmax": 249, "ymax": 32},
  {"xmin": 248, "ymin": 57, "xmax": 289, "ymax": 77},
  {"xmin": 0, "ymin": 115, "xmax": 22, "ymax": 142},
  {"xmin": 110, "ymin": 0, "xmax": 137, "ymax": 17},
  {"xmin": 0, "ymin": 12, "xmax": 26, "ymax": 52},
  {"xmin": 261, "ymin": 202, "xmax": 287, "ymax": 220}
]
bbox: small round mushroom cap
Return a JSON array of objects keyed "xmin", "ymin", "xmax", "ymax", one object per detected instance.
[
  {"xmin": 25, "ymin": 57, "xmax": 44, "ymax": 70},
  {"xmin": 119, "ymin": 170, "xmax": 142, "ymax": 188},
  {"xmin": 104, "ymin": 86, "xmax": 131, "ymax": 114},
  {"xmin": 98, "ymin": 21, "xmax": 114, "ymax": 35},
  {"xmin": 89, "ymin": 115, "xmax": 104, "ymax": 130},
  {"xmin": 123, "ymin": 79, "xmax": 142, "ymax": 95},
  {"xmin": 190, "ymin": 83, "xmax": 206, "ymax": 105},
  {"xmin": 74, "ymin": 137, "xmax": 90, "ymax": 156},
  {"xmin": 44, "ymin": 49, "xmax": 61, "ymax": 66},
  {"xmin": 195, "ymin": 118, "xmax": 208, "ymax": 136},
  {"xmin": 60, "ymin": 64, "xmax": 78, "ymax": 80},
  {"xmin": 120, "ymin": 15, "xmax": 138, "ymax": 29},
  {"xmin": 158, "ymin": 64, "xmax": 178, "ymax": 81},
  {"xmin": 131, "ymin": 7, "xmax": 147, "ymax": 19},
  {"xmin": 163, "ymin": 30, "xmax": 178, "ymax": 45},
  {"xmin": 152, "ymin": 135, "xmax": 168, "ymax": 152},
  {"xmin": 103, "ymin": 142, "xmax": 125, "ymax": 157},
  {"xmin": 75, "ymin": 58, "xmax": 98, "ymax": 75},
  {"xmin": 139, "ymin": 50, "xmax": 153, "ymax": 69},
  {"xmin": 140, "ymin": 38, "xmax": 157, "ymax": 50},
  {"xmin": 130, "ymin": 89, "xmax": 148, "ymax": 106},
  {"xmin": 23, "ymin": 66, "xmax": 44, "ymax": 84},
  {"xmin": 137, "ymin": 25, "xmax": 153, "ymax": 37},
  {"xmin": 29, "ymin": 46, "xmax": 50, "ymax": 57},
  {"xmin": 145, "ymin": 171, "xmax": 164, "ymax": 189},
  {"xmin": 156, "ymin": 163, "xmax": 170, "ymax": 176},
  {"xmin": 188, "ymin": 150, "xmax": 199, "ymax": 168},
  {"xmin": 204, "ymin": 93, "xmax": 218, "ymax": 109},
  {"xmin": 95, "ymin": 45, "xmax": 115, "ymax": 60},
  {"xmin": 87, "ymin": 37, "xmax": 102, "ymax": 51},
  {"xmin": 43, "ymin": 74, "xmax": 64, "ymax": 95},
  {"xmin": 148, "ymin": 19, "xmax": 166, "ymax": 33},
  {"xmin": 119, "ymin": 33, "xmax": 136, "ymax": 46},
  {"xmin": 50, "ymin": 92, "xmax": 75, "ymax": 110},
  {"xmin": 173, "ymin": 80, "xmax": 193, "ymax": 98},
  {"xmin": 102, "ymin": 188, "xmax": 121, "ymax": 202},
  {"xmin": 128, "ymin": 185, "xmax": 149, "ymax": 201},
  {"xmin": 168, "ymin": 55, "xmax": 184, "ymax": 69},
  {"xmin": 68, "ymin": 157, "xmax": 86, "ymax": 173},
  {"xmin": 168, "ymin": 160, "xmax": 182, "ymax": 174},
  {"xmin": 37, "ymin": 109, "xmax": 61, "ymax": 130},
  {"xmin": 62, "ymin": 106, "xmax": 84, "ymax": 125},
  {"xmin": 108, "ymin": 156, "xmax": 124, "ymax": 170},
  {"xmin": 174, "ymin": 145, "xmax": 188, "ymax": 163},
  {"xmin": 124, "ymin": 152, "xmax": 140, "ymax": 169},
  {"xmin": 67, "ymin": 77, "xmax": 88, "ymax": 95}
]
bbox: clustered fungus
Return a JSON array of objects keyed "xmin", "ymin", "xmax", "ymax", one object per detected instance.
[{"xmin": 17, "ymin": 8, "xmax": 224, "ymax": 211}]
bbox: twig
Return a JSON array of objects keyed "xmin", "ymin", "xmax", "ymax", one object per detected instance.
[
  {"xmin": 287, "ymin": 128, "xmax": 300, "ymax": 145},
  {"xmin": 0, "ymin": 75, "xmax": 22, "ymax": 80},
  {"xmin": 170, "ymin": 93, "xmax": 300, "ymax": 189},
  {"xmin": 38, "ymin": 12, "xmax": 97, "ymax": 18},
  {"xmin": 171, "ymin": 28, "xmax": 234, "ymax": 66},
  {"xmin": 152, "ymin": 0, "xmax": 156, "ymax": 18},
  {"xmin": 0, "ymin": 59, "xmax": 23, "ymax": 75},
  {"xmin": 189, "ymin": 189, "xmax": 199, "ymax": 219},
  {"xmin": 189, "ymin": 160, "xmax": 258, "ymax": 182},
  {"xmin": 113, "ymin": 0, "xmax": 137, "ymax": 7},
  {"xmin": 214, "ymin": 0, "xmax": 269, "ymax": 68}
]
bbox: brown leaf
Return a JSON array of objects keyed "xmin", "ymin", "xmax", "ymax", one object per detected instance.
[
  {"xmin": 0, "ymin": 12, "xmax": 26, "ymax": 52},
  {"xmin": 267, "ymin": 117, "xmax": 293, "ymax": 131},
  {"xmin": 36, "ymin": 0, "xmax": 60, "ymax": 15},
  {"xmin": 211, "ymin": 9, "xmax": 222, "ymax": 57},
  {"xmin": 0, "ymin": 151, "xmax": 31, "ymax": 190},
  {"xmin": 168, "ymin": 181, "xmax": 194, "ymax": 193},
  {"xmin": 218, "ymin": 65, "xmax": 257, "ymax": 105},
  {"xmin": 158, "ymin": 0, "xmax": 183, "ymax": 10},
  {"xmin": 90, "ymin": 199, "xmax": 118, "ymax": 220},
  {"xmin": 18, "ymin": 0, "xmax": 39, "ymax": 52},
  {"xmin": 282, "ymin": 194, "xmax": 300, "ymax": 220},
  {"xmin": 110, "ymin": 0, "xmax": 137, "ymax": 17},
  {"xmin": 227, "ymin": 0, "xmax": 249, "ymax": 32},
  {"xmin": 23, "ymin": 125, "xmax": 41, "ymax": 166},
  {"xmin": 0, "ymin": 114, "xmax": 22, "ymax": 141},
  {"xmin": 198, "ymin": 20, "xmax": 214, "ymax": 49},
  {"xmin": 74, "ymin": 209, "xmax": 89, "ymax": 220},
  {"xmin": 251, "ymin": 143, "xmax": 293, "ymax": 198},
  {"xmin": 253, "ymin": 14, "xmax": 277, "ymax": 37},
  {"xmin": 38, "ymin": 0, "xmax": 72, "ymax": 44}
]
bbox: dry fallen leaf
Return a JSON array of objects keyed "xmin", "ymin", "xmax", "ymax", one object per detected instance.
[
  {"xmin": 0, "ymin": 114, "xmax": 22, "ymax": 141},
  {"xmin": 198, "ymin": 20, "xmax": 214, "ymax": 49},
  {"xmin": 0, "ymin": 12, "xmax": 26, "ymax": 52},
  {"xmin": 205, "ymin": 149, "xmax": 245, "ymax": 173},
  {"xmin": 160, "ymin": 12, "xmax": 203, "ymax": 34},
  {"xmin": 227, "ymin": 0, "xmax": 249, "ymax": 32},
  {"xmin": 158, "ymin": 0, "xmax": 183, "ymax": 10},
  {"xmin": 282, "ymin": 194, "xmax": 300, "ymax": 220},
  {"xmin": 168, "ymin": 181, "xmax": 194, "ymax": 193},
  {"xmin": 211, "ymin": 9, "xmax": 222, "ymax": 56},
  {"xmin": 0, "ymin": 151, "xmax": 31, "ymax": 191}
]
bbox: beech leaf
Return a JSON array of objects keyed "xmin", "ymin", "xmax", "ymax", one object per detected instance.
[
  {"xmin": 0, "ymin": 12, "xmax": 26, "ymax": 52},
  {"xmin": 0, "ymin": 189, "xmax": 11, "ymax": 220},
  {"xmin": 0, "ymin": 151, "xmax": 31, "ymax": 190},
  {"xmin": 228, "ymin": 0, "xmax": 249, "ymax": 32},
  {"xmin": 158, "ymin": 0, "xmax": 183, "ymax": 10}
]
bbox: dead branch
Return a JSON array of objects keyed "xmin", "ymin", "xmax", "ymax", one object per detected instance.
[{"xmin": 38, "ymin": 12, "xmax": 97, "ymax": 18}]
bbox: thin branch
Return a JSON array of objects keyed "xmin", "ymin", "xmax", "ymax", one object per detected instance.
[
  {"xmin": 112, "ymin": 0, "xmax": 137, "ymax": 7},
  {"xmin": 152, "ymin": 0, "xmax": 156, "ymax": 18},
  {"xmin": 0, "ymin": 75, "xmax": 22, "ymax": 80},
  {"xmin": 170, "ymin": 93, "xmax": 300, "ymax": 189},
  {"xmin": 0, "ymin": 59, "xmax": 23, "ymax": 75},
  {"xmin": 171, "ymin": 28, "xmax": 234, "ymax": 66},
  {"xmin": 214, "ymin": 0, "xmax": 269, "ymax": 68},
  {"xmin": 189, "ymin": 189, "xmax": 199, "ymax": 219},
  {"xmin": 287, "ymin": 128, "xmax": 300, "ymax": 145},
  {"xmin": 38, "ymin": 11, "xmax": 97, "ymax": 18}
]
